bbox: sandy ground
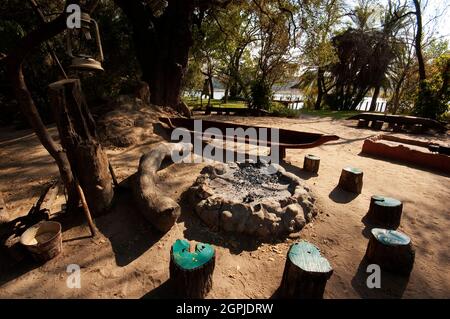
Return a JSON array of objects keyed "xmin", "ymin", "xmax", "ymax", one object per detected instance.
[{"xmin": 0, "ymin": 114, "xmax": 449, "ymax": 299}]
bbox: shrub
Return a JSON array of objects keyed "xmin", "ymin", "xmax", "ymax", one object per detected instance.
[
  {"xmin": 269, "ymin": 102, "xmax": 301, "ymax": 118},
  {"xmin": 249, "ymin": 79, "xmax": 272, "ymax": 110}
]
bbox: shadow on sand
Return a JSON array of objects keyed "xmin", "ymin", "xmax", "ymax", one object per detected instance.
[
  {"xmin": 328, "ymin": 186, "xmax": 359, "ymax": 204},
  {"xmin": 351, "ymin": 256, "xmax": 410, "ymax": 299}
]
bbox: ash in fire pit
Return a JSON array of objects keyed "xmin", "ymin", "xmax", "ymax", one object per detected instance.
[{"xmin": 187, "ymin": 162, "xmax": 317, "ymax": 239}]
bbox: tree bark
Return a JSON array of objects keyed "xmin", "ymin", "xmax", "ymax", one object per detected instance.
[
  {"xmin": 369, "ymin": 86, "xmax": 381, "ymax": 112},
  {"xmin": 279, "ymin": 242, "xmax": 333, "ymax": 299},
  {"xmin": 366, "ymin": 196, "xmax": 403, "ymax": 229},
  {"xmin": 365, "ymin": 228, "xmax": 415, "ymax": 276},
  {"xmin": 48, "ymin": 79, "xmax": 114, "ymax": 216},
  {"xmin": 413, "ymin": 0, "xmax": 426, "ymax": 82},
  {"xmin": 115, "ymin": 0, "xmax": 195, "ymax": 108},
  {"xmin": 338, "ymin": 167, "xmax": 363, "ymax": 194},
  {"xmin": 133, "ymin": 142, "xmax": 192, "ymax": 232},
  {"xmin": 315, "ymin": 68, "xmax": 325, "ymax": 110}
]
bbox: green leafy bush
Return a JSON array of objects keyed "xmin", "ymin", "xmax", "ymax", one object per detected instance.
[
  {"xmin": 249, "ymin": 79, "xmax": 272, "ymax": 110},
  {"xmin": 269, "ymin": 102, "xmax": 301, "ymax": 118}
]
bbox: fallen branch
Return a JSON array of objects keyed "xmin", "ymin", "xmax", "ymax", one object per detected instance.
[{"xmin": 133, "ymin": 142, "xmax": 192, "ymax": 232}]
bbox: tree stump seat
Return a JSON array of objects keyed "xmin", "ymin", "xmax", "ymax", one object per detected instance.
[
  {"xmin": 367, "ymin": 195, "xmax": 403, "ymax": 229},
  {"xmin": 371, "ymin": 120, "xmax": 384, "ymax": 130},
  {"xmin": 169, "ymin": 239, "xmax": 215, "ymax": 298},
  {"xmin": 338, "ymin": 167, "xmax": 363, "ymax": 194},
  {"xmin": 279, "ymin": 241, "xmax": 333, "ymax": 299},
  {"xmin": 357, "ymin": 119, "xmax": 370, "ymax": 128},
  {"xmin": 365, "ymin": 228, "xmax": 415, "ymax": 276},
  {"xmin": 303, "ymin": 154, "xmax": 321, "ymax": 174}
]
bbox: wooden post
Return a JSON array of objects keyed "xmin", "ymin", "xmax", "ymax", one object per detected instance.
[
  {"xmin": 169, "ymin": 239, "xmax": 215, "ymax": 298},
  {"xmin": 338, "ymin": 167, "xmax": 363, "ymax": 194},
  {"xmin": 279, "ymin": 241, "xmax": 333, "ymax": 299},
  {"xmin": 303, "ymin": 154, "xmax": 320, "ymax": 174},
  {"xmin": 366, "ymin": 196, "xmax": 403, "ymax": 229},
  {"xmin": 357, "ymin": 120, "xmax": 370, "ymax": 128},
  {"xmin": 48, "ymin": 79, "xmax": 113, "ymax": 216},
  {"xmin": 75, "ymin": 180, "xmax": 97, "ymax": 237},
  {"xmin": 365, "ymin": 228, "xmax": 415, "ymax": 276}
]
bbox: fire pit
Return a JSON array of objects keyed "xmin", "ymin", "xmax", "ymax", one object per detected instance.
[{"xmin": 187, "ymin": 162, "xmax": 317, "ymax": 239}]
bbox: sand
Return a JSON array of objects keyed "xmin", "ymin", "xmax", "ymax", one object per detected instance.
[{"xmin": 0, "ymin": 114, "xmax": 449, "ymax": 299}]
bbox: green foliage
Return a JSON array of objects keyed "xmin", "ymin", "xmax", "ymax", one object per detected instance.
[
  {"xmin": 414, "ymin": 53, "xmax": 450, "ymax": 119},
  {"xmin": 269, "ymin": 102, "xmax": 301, "ymax": 118},
  {"xmin": 249, "ymin": 79, "xmax": 272, "ymax": 110}
]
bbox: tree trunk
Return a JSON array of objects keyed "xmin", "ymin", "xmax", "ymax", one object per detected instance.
[
  {"xmin": 133, "ymin": 142, "xmax": 192, "ymax": 232},
  {"xmin": 315, "ymin": 68, "xmax": 325, "ymax": 110},
  {"xmin": 48, "ymin": 79, "xmax": 114, "ymax": 216},
  {"xmin": 208, "ymin": 74, "xmax": 214, "ymax": 106},
  {"xmin": 413, "ymin": 0, "xmax": 426, "ymax": 82},
  {"xmin": 9, "ymin": 65, "xmax": 79, "ymax": 211},
  {"xmin": 224, "ymin": 85, "xmax": 229, "ymax": 104},
  {"xmin": 369, "ymin": 86, "xmax": 381, "ymax": 112},
  {"xmin": 116, "ymin": 0, "xmax": 195, "ymax": 109}
]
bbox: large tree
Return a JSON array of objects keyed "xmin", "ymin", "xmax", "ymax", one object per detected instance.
[{"xmin": 114, "ymin": 0, "xmax": 233, "ymax": 110}]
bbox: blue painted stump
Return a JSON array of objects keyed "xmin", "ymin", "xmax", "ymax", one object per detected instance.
[
  {"xmin": 365, "ymin": 228, "xmax": 415, "ymax": 276},
  {"xmin": 279, "ymin": 241, "xmax": 333, "ymax": 299},
  {"xmin": 367, "ymin": 195, "xmax": 403, "ymax": 229},
  {"xmin": 169, "ymin": 239, "xmax": 215, "ymax": 298}
]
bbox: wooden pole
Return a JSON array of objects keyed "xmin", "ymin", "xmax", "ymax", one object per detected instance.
[{"xmin": 75, "ymin": 180, "xmax": 96, "ymax": 237}]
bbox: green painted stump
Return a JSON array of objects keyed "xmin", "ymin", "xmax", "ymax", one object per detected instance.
[
  {"xmin": 365, "ymin": 228, "xmax": 415, "ymax": 276},
  {"xmin": 304, "ymin": 154, "xmax": 321, "ymax": 174},
  {"xmin": 338, "ymin": 167, "xmax": 363, "ymax": 194},
  {"xmin": 367, "ymin": 195, "xmax": 403, "ymax": 229},
  {"xmin": 169, "ymin": 239, "xmax": 215, "ymax": 298},
  {"xmin": 279, "ymin": 241, "xmax": 333, "ymax": 299}
]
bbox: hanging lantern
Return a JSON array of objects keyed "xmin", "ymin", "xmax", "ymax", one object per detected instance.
[{"xmin": 66, "ymin": 12, "xmax": 104, "ymax": 72}]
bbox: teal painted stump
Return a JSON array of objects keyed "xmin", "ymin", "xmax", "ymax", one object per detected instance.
[
  {"xmin": 169, "ymin": 239, "xmax": 215, "ymax": 298},
  {"xmin": 279, "ymin": 241, "xmax": 333, "ymax": 299},
  {"xmin": 304, "ymin": 154, "xmax": 321, "ymax": 174},
  {"xmin": 367, "ymin": 195, "xmax": 403, "ymax": 229},
  {"xmin": 338, "ymin": 167, "xmax": 363, "ymax": 194},
  {"xmin": 365, "ymin": 228, "xmax": 415, "ymax": 276}
]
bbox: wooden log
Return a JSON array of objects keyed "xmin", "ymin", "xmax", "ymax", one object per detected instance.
[
  {"xmin": 365, "ymin": 228, "xmax": 415, "ymax": 276},
  {"xmin": 133, "ymin": 142, "xmax": 192, "ymax": 232},
  {"xmin": 169, "ymin": 239, "xmax": 215, "ymax": 298},
  {"xmin": 48, "ymin": 79, "xmax": 114, "ymax": 216},
  {"xmin": 357, "ymin": 119, "xmax": 370, "ymax": 128},
  {"xmin": 279, "ymin": 241, "xmax": 333, "ymax": 299},
  {"xmin": 303, "ymin": 154, "xmax": 320, "ymax": 174},
  {"xmin": 366, "ymin": 195, "xmax": 403, "ymax": 229},
  {"xmin": 371, "ymin": 120, "xmax": 384, "ymax": 130},
  {"xmin": 338, "ymin": 167, "xmax": 363, "ymax": 194}
]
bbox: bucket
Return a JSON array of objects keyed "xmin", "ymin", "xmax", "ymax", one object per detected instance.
[{"xmin": 20, "ymin": 221, "xmax": 62, "ymax": 262}]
